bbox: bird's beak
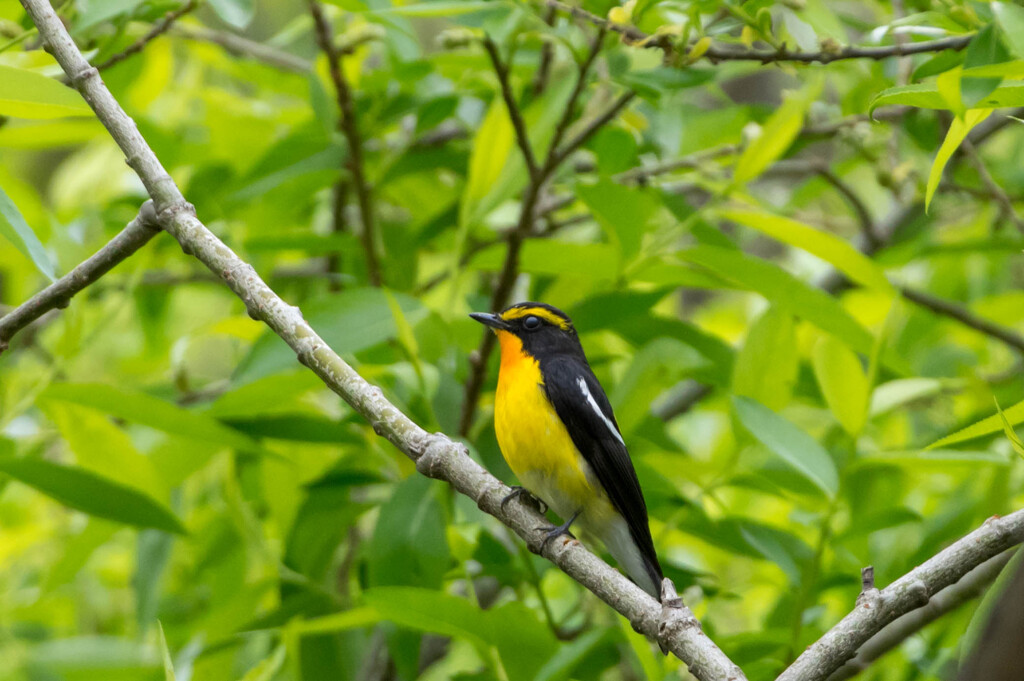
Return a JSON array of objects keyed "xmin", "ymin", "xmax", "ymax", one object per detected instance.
[{"xmin": 469, "ymin": 312, "xmax": 510, "ymax": 331}]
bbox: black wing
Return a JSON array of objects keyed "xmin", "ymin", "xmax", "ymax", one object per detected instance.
[{"xmin": 540, "ymin": 354, "xmax": 663, "ymax": 590}]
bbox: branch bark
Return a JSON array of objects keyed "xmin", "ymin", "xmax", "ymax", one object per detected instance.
[
  {"xmin": 0, "ymin": 202, "xmax": 160, "ymax": 353},
  {"xmin": 308, "ymin": 0, "xmax": 382, "ymax": 286},
  {"xmin": 826, "ymin": 551, "xmax": 1014, "ymax": 681},
  {"xmin": 775, "ymin": 511, "xmax": 1024, "ymax": 681},
  {"xmin": 545, "ymin": 0, "xmax": 972, "ymax": 65},
  {"xmin": 18, "ymin": 1, "xmax": 743, "ymax": 677},
  {"xmin": 171, "ymin": 24, "xmax": 311, "ymax": 72}
]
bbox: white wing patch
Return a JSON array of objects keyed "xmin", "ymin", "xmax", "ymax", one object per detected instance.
[{"xmin": 577, "ymin": 377, "xmax": 625, "ymax": 445}]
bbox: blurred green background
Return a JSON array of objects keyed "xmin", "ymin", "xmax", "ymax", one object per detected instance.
[{"xmin": 1, "ymin": 0, "xmax": 1024, "ymax": 679}]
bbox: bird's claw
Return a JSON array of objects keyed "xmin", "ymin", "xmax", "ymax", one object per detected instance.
[
  {"xmin": 501, "ymin": 486, "xmax": 547, "ymax": 514},
  {"xmin": 536, "ymin": 510, "xmax": 580, "ymax": 552}
]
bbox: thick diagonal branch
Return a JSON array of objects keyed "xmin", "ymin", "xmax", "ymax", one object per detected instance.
[
  {"xmin": 775, "ymin": 511, "xmax": 1024, "ymax": 681},
  {"xmin": 308, "ymin": 0, "xmax": 381, "ymax": 286},
  {"xmin": 0, "ymin": 202, "xmax": 160, "ymax": 353},
  {"xmin": 18, "ymin": 1, "xmax": 742, "ymax": 677}
]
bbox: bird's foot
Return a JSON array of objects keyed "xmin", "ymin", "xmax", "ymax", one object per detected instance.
[
  {"xmin": 501, "ymin": 486, "xmax": 547, "ymax": 514},
  {"xmin": 536, "ymin": 510, "xmax": 581, "ymax": 552}
]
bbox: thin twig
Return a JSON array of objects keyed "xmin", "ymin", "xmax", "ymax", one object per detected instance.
[
  {"xmin": 308, "ymin": 0, "xmax": 382, "ymax": 286},
  {"xmin": 481, "ymin": 36, "xmax": 540, "ymax": 180},
  {"xmin": 530, "ymin": 5, "xmax": 557, "ymax": 97},
  {"xmin": 94, "ymin": 1, "xmax": 196, "ymax": 72},
  {"xmin": 899, "ymin": 285, "xmax": 1024, "ymax": 354},
  {"xmin": 777, "ymin": 512, "xmax": 1024, "ymax": 681},
  {"xmin": 827, "ymin": 551, "xmax": 1014, "ymax": 681},
  {"xmin": 546, "ymin": 91, "xmax": 636, "ymax": 170},
  {"xmin": 544, "ymin": 0, "xmax": 972, "ymax": 65},
  {"xmin": 542, "ymin": 26, "xmax": 606, "ymax": 175},
  {"xmin": 0, "ymin": 203, "xmax": 160, "ymax": 353},
  {"xmin": 18, "ymin": 4, "xmax": 746, "ymax": 675},
  {"xmin": 171, "ymin": 24, "xmax": 311, "ymax": 72},
  {"xmin": 960, "ymin": 138, "xmax": 1024, "ymax": 236}
]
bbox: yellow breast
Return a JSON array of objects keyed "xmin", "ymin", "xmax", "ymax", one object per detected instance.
[{"xmin": 493, "ymin": 331, "xmax": 614, "ymax": 525}]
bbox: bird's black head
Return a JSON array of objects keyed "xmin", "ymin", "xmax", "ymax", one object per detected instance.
[{"xmin": 469, "ymin": 302, "xmax": 583, "ymax": 359}]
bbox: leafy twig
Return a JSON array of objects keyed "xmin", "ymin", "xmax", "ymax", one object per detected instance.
[
  {"xmin": 95, "ymin": 0, "xmax": 196, "ymax": 72},
  {"xmin": 544, "ymin": 0, "xmax": 972, "ymax": 65},
  {"xmin": 0, "ymin": 202, "xmax": 160, "ymax": 354},
  {"xmin": 308, "ymin": 0, "xmax": 382, "ymax": 286},
  {"xmin": 898, "ymin": 285, "xmax": 1024, "ymax": 354}
]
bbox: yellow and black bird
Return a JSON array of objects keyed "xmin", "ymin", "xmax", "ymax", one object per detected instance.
[{"xmin": 471, "ymin": 302, "xmax": 663, "ymax": 600}]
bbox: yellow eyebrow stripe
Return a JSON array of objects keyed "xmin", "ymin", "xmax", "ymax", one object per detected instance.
[{"xmin": 501, "ymin": 306, "xmax": 571, "ymax": 330}]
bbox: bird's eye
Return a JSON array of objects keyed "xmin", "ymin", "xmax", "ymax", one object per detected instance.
[{"xmin": 523, "ymin": 315, "xmax": 542, "ymax": 330}]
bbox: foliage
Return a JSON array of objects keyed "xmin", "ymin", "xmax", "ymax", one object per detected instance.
[{"xmin": 1, "ymin": 0, "xmax": 1024, "ymax": 679}]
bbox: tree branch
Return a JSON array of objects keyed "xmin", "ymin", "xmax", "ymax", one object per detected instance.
[
  {"xmin": 898, "ymin": 285, "xmax": 1024, "ymax": 354},
  {"xmin": 18, "ymin": 2, "xmax": 746, "ymax": 677},
  {"xmin": 171, "ymin": 24, "xmax": 311, "ymax": 72},
  {"xmin": 826, "ymin": 551, "xmax": 1014, "ymax": 681},
  {"xmin": 960, "ymin": 138, "xmax": 1024, "ymax": 236},
  {"xmin": 544, "ymin": 0, "xmax": 972, "ymax": 65},
  {"xmin": 94, "ymin": 0, "xmax": 196, "ymax": 72},
  {"xmin": 0, "ymin": 202, "xmax": 160, "ymax": 353},
  {"xmin": 308, "ymin": 0, "xmax": 382, "ymax": 286},
  {"xmin": 775, "ymin": 511, "xmax": 1024, "ymax": 681},
  {"xmin": 481, "ymin": 36, "xmax": 540, "ymax": 180}
]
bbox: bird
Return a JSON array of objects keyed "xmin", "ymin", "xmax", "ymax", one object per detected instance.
[{"xmin": 470, "ymin": 301, "xmax": 663, "ymax": 600}]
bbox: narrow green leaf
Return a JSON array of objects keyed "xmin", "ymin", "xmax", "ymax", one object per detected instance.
[
  {"xmin": 373, "ymin": 1, "xmax": 498, "ymax": 16},
  {"xmin": 733, "ymin": 84, "xmax": 816, "ymax": 183},
  {"xmin": 0, "ymin": 455, "xmax": 186, "ymax": 534},
  {"xmin": 931, "ymin": 398, "xmax": 1024, "ymax": 448},
  {"xmin": 293, "ymin": 607, "xmax": 380, "ymax": 636},
  {"xmin": 459, "ymin": 92, "xmax": 514, "ymax": 229},
  {"xmin": 0, "ymin": 65, "xmax": 92, "ymax": 119},
  {"xmin": 961, "ymin": 25, "xmax": 1010, "ymax": 108},
  {"xmin": 677, "ymin": 245, "xmax": 878, "ymax": 357},
  {"xmin": 0, "ymin": 184, "xmax": 55, "ymax": 280},
  {"xmin": 995, "ymin": 399, "xmax": 1024, "ymax": 459},
  {"xmin": 577, "ymin": 179, "xmax": 661, "ymax": 261},
  {"xmin": 157, "ymin": 622, "xmax": 176, "ymax": 681},
  {"xmin": 535, "ymin": 629, "xmax": 609, "ymax": 681},
  {"xmin": 926, "ymin": 108, "xmax": 992, "ymax": 210},
  {"xmin": 812, "ymin": 334, "xmax": 870, "ymax": 436},
  {"xmin": 718, "ymin": 208, "xmax": 894, "ymax": 293},
  {"xmin": 870, "ymin": 80, "xmax": 1024, "ymax": 113},
  {"xmin": 732, "ymin": 307, "xmax": 798, "ymax": 411},
  {"xmin": 41, "ymin": 383, "xmax": 263, "ymax": 454},
  {"xmin": 994, "ymin": 2, "xmax": 1024, "ymax": 59},
  {"xmin": 208, "ymin": 0, "xmax": 254, "ymax": 29},
  {"xmin": 732, "ymin": 396, "xmax": 839, "ymax": 498},
  {"xmin": 238, "ymin": 644, "xmax": 286, "ymax": 681}
]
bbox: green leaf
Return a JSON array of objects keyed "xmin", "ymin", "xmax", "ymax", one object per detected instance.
[
  {"xmin": 717, "ymin": 208, "xmax": 894, "ymax": 294},
  {"xmin": 534, "ymin": 629, "xmax": 610, "ymax": 681},
  {"xmin": 577, "ymin": 179, "xmax": 661, "ymax": 262},
  {"xmin": 961, "ymin": 25, "xmax": 1010, "ymax": 108},
  {"xmin": 208, "ymin": 0, "xmax": 255, "ymax": 29},
  {"xmin": 870, "ymin": 80, "xmax": 1024, "ymax": 112},
  {"xmin": 157, "ymin": 622, "xmax": 175, "ymax": 681},
  {"xmin": 926, "ymin": 108, "xmax": 993, "ymax": 211},
  {"xmin": 293, "ymin": 607, "xmax": 381, "ymax": 636},
  {"xmin": 0, "ymin": 65, "xmax": 92, "ymax": 120},
  {"xmin": 869, "ymin": 378, "xmax": 949, "ymax": 416},
  {"xmin": 459, "ymin": 91, "xmax": 514, "ymax": 230},
  {"xmin": 0, "ymin": 455, "xmax": 186, "ymax": 534},
  {"xmin": 732, "ymin": 307, "xmax": 798, "ymax": 411},
  {"xmin": 41, "ymin": 383, "xmax": 263, "ymax": 455},
  {"xmin": 676, "ymin": 245, "xmax": 880, "ymax": 358},
  {"xmin": 812, "ymin": 334, "xmax": 870, "ymax": 436},
  {"xmin": 733, "ymin": 84, "xmax": 816, "ymax": 183},
  {"xmin": 0, "ymin": 184, "xmax": 55, "ymax": 280},
  {"xmin": 995, "ymin": 399, "xmax": 1024, "ymax": 458},
  {"xmin": 238, "ymin": 644, "xmax": 286, "ymax": 681},
  {"xmin": 994, "ymin": 2, "xmax": 1024, "ymax": 59},
  {"xmin": 368, "ymin": 475, "xmax": 449, "ymax": 589},
  {"xmin": 732, "ymin": 396, "xmax": 839, "ymax": 498}
]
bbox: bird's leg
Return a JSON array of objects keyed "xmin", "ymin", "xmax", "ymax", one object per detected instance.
[
  {"xmin": 537, "ymin": 510, "xmax": 581, "ymax": 551},
  {"xmin": 501, "ymin": 486, "xmax": 548, "ymax": 514}
]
